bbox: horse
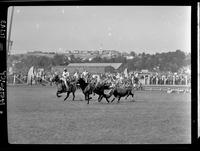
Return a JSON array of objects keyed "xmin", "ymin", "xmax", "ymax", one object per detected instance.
[
  {"xmin": 92, "ymin": 82, "xmax": 113, "ymax": 103},
  {"xmin": 77, "ymin": 77, "xmax": 94, "ymax": 104},
  {"xmin": 77, "ymin": 77, "xmax": 113, "ymax": 104},
  {"xmin": 51, "ymin": 75, "xmax": 77, "ymax": 101},
  {"xmin": 109, "ymin": 85, "xmax": 135, "ymax": 103}
]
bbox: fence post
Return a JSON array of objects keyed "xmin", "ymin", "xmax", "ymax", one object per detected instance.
[
  {"xmin": 173, "ymin": 76, "xmax": 175, "ymax": 85},
  {"xmin": 156, "ymin": 77, "xmax": 158, "ymax": 85},
  {"xmin": 13, "ymin": 74, "xmax": 16, "ymax": 85},
  {"xmin": 147, "ymin": 76, "xmax": 150, "ymax": 85},
  {"xmin": 185, "ymin": 76, "xmax": 188, "ymax": 86}
]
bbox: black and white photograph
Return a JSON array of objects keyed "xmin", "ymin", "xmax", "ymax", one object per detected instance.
[{"xmin": 6, "ymin": 6, "xmax": 191, "ymax": 144}]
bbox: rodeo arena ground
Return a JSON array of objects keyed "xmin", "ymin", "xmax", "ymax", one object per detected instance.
[{"xmin": 7, "ymin": 64, "xmax": 191, "ymax": 144}]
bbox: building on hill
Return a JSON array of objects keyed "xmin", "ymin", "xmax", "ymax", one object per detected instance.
[
  {"xmin": 52, "ymin": 63, "xmax": 122, "ymax": 74},
  {"xmin": 67, "ymin": 63, "xmax": 122, "ymax": 74}
]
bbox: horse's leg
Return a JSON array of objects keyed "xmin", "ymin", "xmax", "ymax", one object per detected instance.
[
  {"xmin": 131, "ymin": 92, "xmax": 134, "ymax": 98},
  {"xmin": 64, "ymin": 92, "xmax": 70, "ymax": 101},
  {"xmin": 98, "ymin": 95, "xmax": 104, "ymax": 102},
  {"xmin": 88, "ymin": 93, "xmax": 92, "ymax": 100},
  {"xmin": 101, "ymin": 93, "xmax": 109, "ymax": 103},
  {"xmin": 125, "ymin": 93, "xmax": 130, "ymax": 99},
  {"xmin": 84, "ymin": 93, "xmax": 89, "ymax": 104},
  {"xmin": 131, "ymin": 92, "xmax": 135, "ymax": 101},
  {"xmin": 87, "ymin": 94, "xmax": 90, "ymax": 104},
  {"xmin": 97, "ymin": 95, "xmax": 101, "ymax": 102},
  {"xmin": 117, "ymin": 97, "xmax": 121, "ymax": 103},
  {"xmin": 72, "ymin": 91, "xmax": 75, "ymax": 101},
  {"xmin": 111, "ymin": 97, "xmax": 115, "ymax": 103},
  {"xmin": 104, "ymin": 94, "xmax": 110, "ymax": 103}
]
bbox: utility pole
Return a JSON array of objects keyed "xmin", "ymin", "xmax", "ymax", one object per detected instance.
[{"xmin": 7, "ymin": 6, "xmax": 14, "ymax": 56}]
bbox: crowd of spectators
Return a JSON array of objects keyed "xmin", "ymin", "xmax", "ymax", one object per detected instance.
[
  {"xmin": 141, "ymin": 73, "xmax": 190, "ymax": 86},
  {"xmin": 7, "ymin": 69, "xmax": 191, "ymax": 86}
]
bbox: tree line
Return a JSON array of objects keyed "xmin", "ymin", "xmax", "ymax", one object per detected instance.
[{"xmin": 7, "ymin": 50, "xmax": 190, "ymax": 74}]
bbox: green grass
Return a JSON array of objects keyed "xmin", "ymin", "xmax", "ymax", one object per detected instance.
[{"xmin": 7, "ymin": 85, "xmax": 191, "ymax": 144}]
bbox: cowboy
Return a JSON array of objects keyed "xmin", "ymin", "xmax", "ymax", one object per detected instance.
[
  {"xmin": 73, "ymin": 70, "xmax": 79, "ymax": 80},
  {"xmin": 61, "ymin": 68, "xmax": 69, "ymax": 89},
  {"xmin": 82, "ymin": 70, "xmax": 88, "ymax": 77}
]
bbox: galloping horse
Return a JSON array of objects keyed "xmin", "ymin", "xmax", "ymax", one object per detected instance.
[
  {"xmin": 77, "ymin": 77, "xmax": 95, "ymax": 104},
  {"xmin": 77, "ymin": 77, "xmax": 113, "ymax": 104},
  {"xmin": 51, "ymin": 75, "xmax": 77, "ymax": 101},
  {"xmin": 93, "ymin": 82, "xmax": 112, "ymax": 103}
]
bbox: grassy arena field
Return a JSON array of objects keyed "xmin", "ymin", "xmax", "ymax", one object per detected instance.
[{"xmin": 7, "ymin": 85, "xmax": 191, "ymax": 144}]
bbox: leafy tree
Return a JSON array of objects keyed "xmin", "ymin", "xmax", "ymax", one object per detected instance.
[
  {"xmin": 52, "ymin": 54, "xmax": 65, "ymax": 65},
  {"xmin": 130, "ymin": 51, "xmax": 136, "ymax": 57}
]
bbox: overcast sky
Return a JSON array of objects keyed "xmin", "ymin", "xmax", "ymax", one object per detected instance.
[{"xmin": 7, "ymin": 6, "xmax": 191, "ymax": 54}]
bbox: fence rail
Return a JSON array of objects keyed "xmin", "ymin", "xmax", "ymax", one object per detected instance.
[{"xmin": 142, "ymin": 84, "xmax": 190, "ymax": 91}]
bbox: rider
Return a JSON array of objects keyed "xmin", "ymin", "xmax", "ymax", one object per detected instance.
[
  {"xmin": 73, "ymin": 70, "xmax": 79, "ymax": 80},
  {"xmin": 81, "ymin": 70, "xmax": 88, "ymax": 82},
  {"xmin": 61, "ymin": 68, "xmax": 69, "ymax": 89}
]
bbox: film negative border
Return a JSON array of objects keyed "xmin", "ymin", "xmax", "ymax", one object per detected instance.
[{"xmin": 0, "ymin": 4, "xmax": 8, "ymax": 145}]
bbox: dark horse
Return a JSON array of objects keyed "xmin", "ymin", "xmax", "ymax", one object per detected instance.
[
  {"xmin": 93, "ymin": 82, "xmax": 113, "ymax": 103},
  {"xmin": 51, "ymin": 75, "xmax": 77, "ymax": 101},
  {"xmin": 110, "ymin": 86, "xmax": 135, "ymax": 103},
  {"xmin": 77, "ymin": 78, "xmax": 112, "ymax": 104},
  {"xmin": 77, "ymin": 77, "xmax": 94, "ymax": 104}
]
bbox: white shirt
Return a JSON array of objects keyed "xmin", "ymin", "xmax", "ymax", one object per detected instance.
[
  {"xmin": 73, "ymin": 72, "xmax": 79, "ymax": 79},
  {"xmin": 62, "ymin": 71, "xmax": 69, "ymax": 78},
  {"xmin": 82, "ymin": 71, "xmax": 88, "ymax": 76}
]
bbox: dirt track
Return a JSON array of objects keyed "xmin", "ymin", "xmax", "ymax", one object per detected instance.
[{"xmin": 7, "ymin": 85, "xmax": 191, "ymax": 144}]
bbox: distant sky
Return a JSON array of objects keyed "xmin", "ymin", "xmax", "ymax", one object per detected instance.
[{"xmin": 7, "ymin": 6, "xmax": 191, "ymax": 54}]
